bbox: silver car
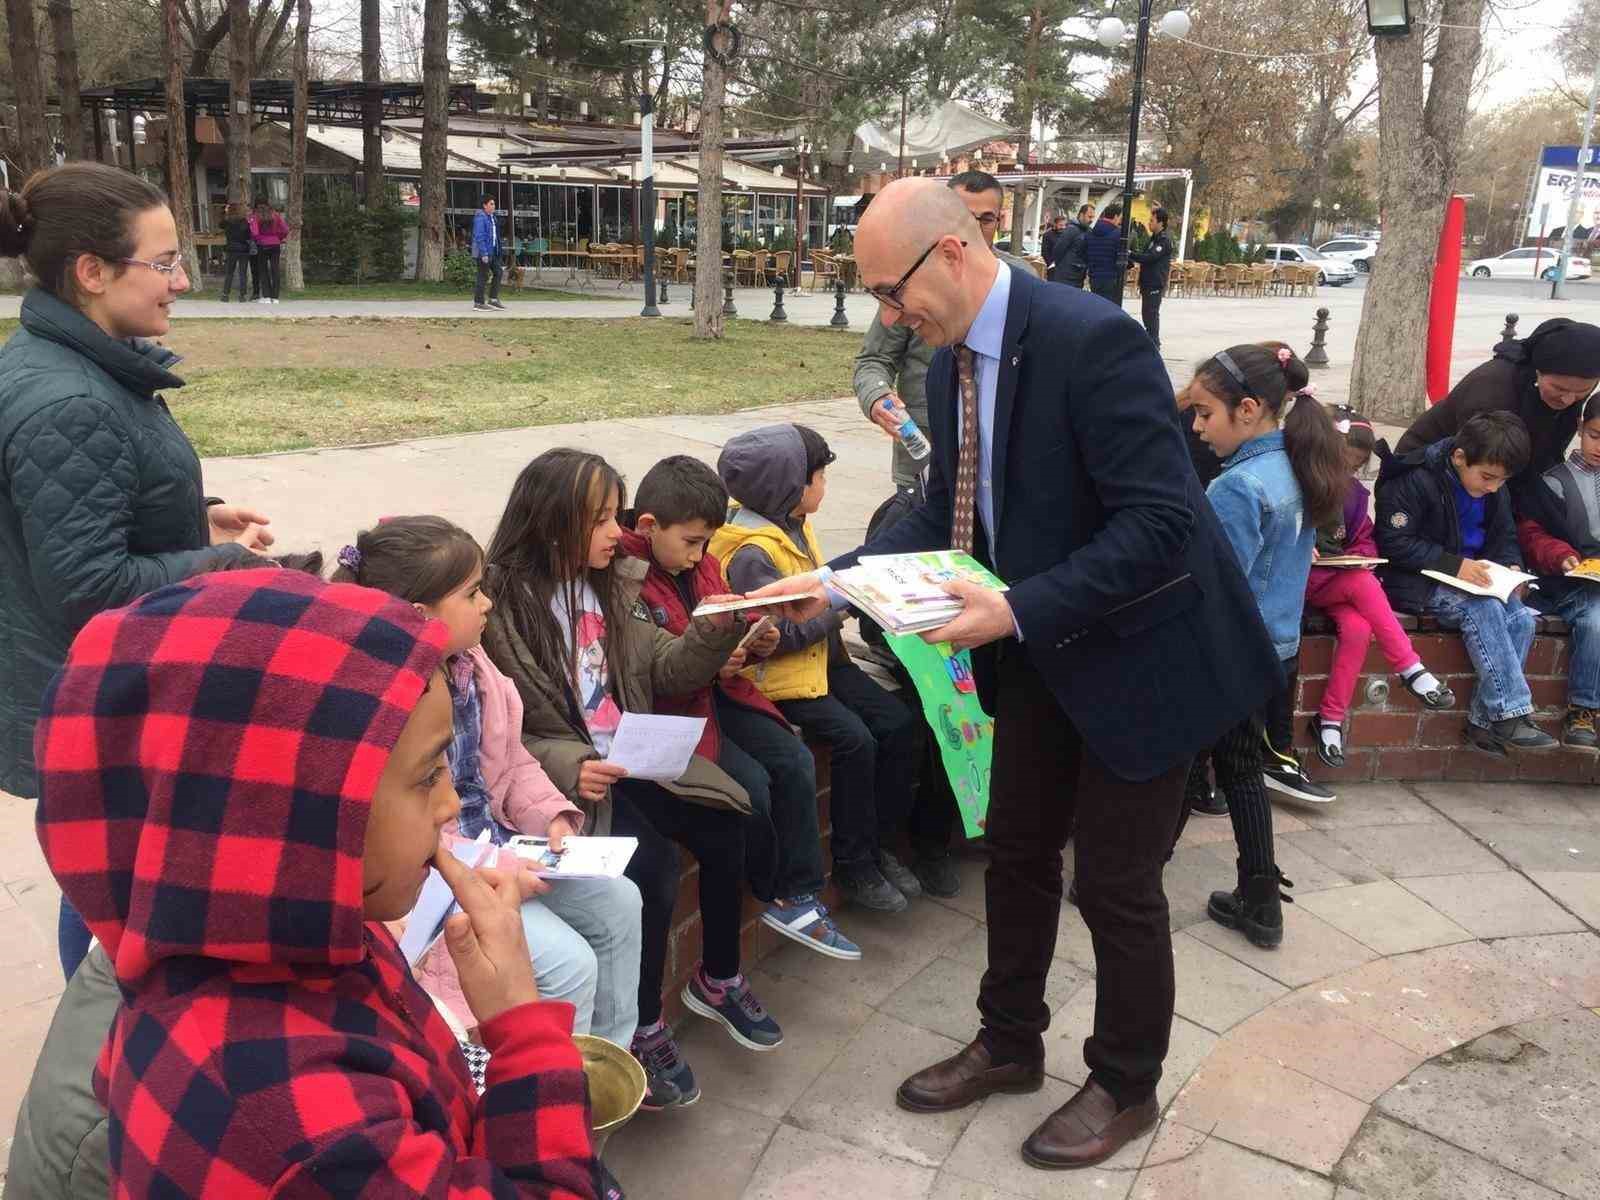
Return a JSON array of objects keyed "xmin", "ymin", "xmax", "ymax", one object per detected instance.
[{"xmin": 1263, "ymin": 244, "xmax": 1358, "ymax": 286}]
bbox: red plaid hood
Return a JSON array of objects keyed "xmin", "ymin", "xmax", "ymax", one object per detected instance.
[{"xmin": 35, "ymin": 567, "xmax": 450, "ymax": 984}]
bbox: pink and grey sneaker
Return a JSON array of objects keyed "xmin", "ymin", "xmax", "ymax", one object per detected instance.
[
  {"xmin": 631, "ymin": 1022, "xmax": 699, "ymax": 1110},
  {"xmin": 681, "ymin": 965, "xmax": 784, "ymax": 1051}
]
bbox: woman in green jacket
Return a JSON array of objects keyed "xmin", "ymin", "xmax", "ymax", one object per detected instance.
[{"xmin": 0, "ymin": 164, "xmax": 273, "ymax": 974}]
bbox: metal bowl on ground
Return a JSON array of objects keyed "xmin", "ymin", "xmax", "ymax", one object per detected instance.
[{"xmin": 573, "ymin": 1034, "xmax": 646, "ymax": 1151}]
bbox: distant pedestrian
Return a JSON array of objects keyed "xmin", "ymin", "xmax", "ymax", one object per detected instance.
[
  {"xmin": 1040, "ymin": 215, "xmax": 1067, "ymax": 275},
  {"xmin": 220, "ymin": 202, "xmax": 253, "ymax": 302},
  {"xmin": 1050, "ymin": 203, "xmax": 1094, "ymax": 288},
  {"xmin": 249, "ymin": 198, "xmax": 287, "ymax": 303},
  {"xmin": 1130, "ymin": 206, "xmax": 1174, "ymax": 350},
  {"xmin": 473, "ymin": 195, "xmax": 506, "ymax": 311},
  {"xmin": 1085, "ymin": 203, "xmax": 1124, "ymax": 303}
]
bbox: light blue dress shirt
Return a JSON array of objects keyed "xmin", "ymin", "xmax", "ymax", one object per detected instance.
[{"xmin": 959, "ymin": 263, "xmax": 1012, "ymax": 554}]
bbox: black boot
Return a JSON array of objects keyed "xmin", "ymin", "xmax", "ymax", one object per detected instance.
[{"xmin": 1207, "ymin": 862, "xmax": 1292, "ymax": 949}]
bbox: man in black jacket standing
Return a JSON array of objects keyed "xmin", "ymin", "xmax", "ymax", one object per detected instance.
[
  {"xmin": 748, "ymin": 179, "xmax": 1281, "ymax": 1171},
  {"xmin": 1050, "ymin": 203, "xmax": 1094, "ymax": 288},
  {"xmin": 1040, "ymin": 215, "xmax": 1066, "ymax": 276},
  {"xmin": 1130, "ymin": 206, "xmax": 1174, "ymax": 350}
]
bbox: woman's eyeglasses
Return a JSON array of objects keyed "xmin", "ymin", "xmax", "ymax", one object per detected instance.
[
  {"xmin": 865, "ymin": 238, "xmax": 967, "ymax": 312},
  {"xmin": 118, "ymin": 256, "xmax": 188, "ymax": 278}
]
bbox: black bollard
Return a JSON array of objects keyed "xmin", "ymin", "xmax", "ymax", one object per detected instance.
[
  {"xmin": 1494, "ymin": 312, "xmax": 1519, "ymax": 355},
  {"xmin": 658, "ymin": 274, "xmax": 669, "ymax": 306},
  {"xmin": 723, "ymin": 271, "xmax": 738, "ymax": 318},
  {"xmin": 1305, "ymin": 306, "xmax": 1330, "ymax": 368},
  {"xmin": 829, "ymin": 278, "xmax": 849, "ymax": 329},
  {"xmin": 769, "ymin": 278, "xmax": 788, "ymax": 322}
]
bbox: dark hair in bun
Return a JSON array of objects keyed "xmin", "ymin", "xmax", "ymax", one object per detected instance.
[{"xmin": 0, "ymin": 163, "xmax": 167, "ymax": 300}]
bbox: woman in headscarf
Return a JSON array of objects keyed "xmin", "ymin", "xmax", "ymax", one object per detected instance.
[{"xmin": 1395, "ymin": 318, "xmax": 1600, "ymax": 480}]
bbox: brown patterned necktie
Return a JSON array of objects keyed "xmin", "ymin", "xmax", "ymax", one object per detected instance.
[{"xmin": 952, "ymin": 345, "xmax": 981, "ymax": 554}]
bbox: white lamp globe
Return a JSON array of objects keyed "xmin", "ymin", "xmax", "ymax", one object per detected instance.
[
  {"xmin": 1096, "ymin": 17, "xmax": 1127, "ymax": 48},
  {"xmin": 1157, "ymin": 10, "xmax": 1191, "ymax": 39}
]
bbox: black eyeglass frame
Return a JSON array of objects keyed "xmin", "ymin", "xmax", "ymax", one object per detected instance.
[{"xmin": 865, "ymin": 237, "xmax": 968, "ymax": 311}]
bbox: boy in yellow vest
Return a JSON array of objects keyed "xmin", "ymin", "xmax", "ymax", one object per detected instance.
[{"xmin": 713, "ymin": 424, "xmax": 925, "ymax": 913}]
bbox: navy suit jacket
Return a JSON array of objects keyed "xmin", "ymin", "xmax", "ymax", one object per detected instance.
[{"xmin": 833, "ymin": 265, "xmax": 1281, "ymax": 781}]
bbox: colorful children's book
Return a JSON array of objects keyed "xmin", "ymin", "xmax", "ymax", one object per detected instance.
[
  {"xmin": 1568, "ymin": 557, "xmax": 1600, "ymax": 583},
  {"xmin": 833, "ymin": 551, "xmax": 1009, "ymax": 635},
  {"xmin": 882, "ymin": 632, "xmax": 993, "ymax": 838}
]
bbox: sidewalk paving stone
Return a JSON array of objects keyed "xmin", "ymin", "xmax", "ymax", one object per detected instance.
[
  {"xmin": 1462, "ymin": 824, "xmax": 1600, "ymax": 874},
  {"xmin": 1409, "ymin": 782, "xmax": 1600, "ymax": 830},
  {"xmin": 940, "ymin": 1076, "xmax": 1145, "ymax": 1200},
  {"xmin": 1130, "ymin": 1123, "xmax": 1337, "ymax": 1198},
  {"xmin": 1200, "ymin": 834, "xmax": 1366, "ymax": 894},
  {"xmin": 883, "ymin": 954, "xmax": 1088, "ymax": 1046},
  {"xmin": 788, "ymin": 1012, "xmax": 981, "ymax": 1169},
  {"xmin": 1526, "ymin": 871, "xmax": 1600, "ymax": 928},
  {"xmin": 1188, "ymin": 903, "xmax": 1380, "ymax": 988},
  {"xmin": 1166, "ymin": 1037, "xmax": 1370, "ymax": 1173},
  {"xmin": 742, "ymin": 1123, "xmax": 937, "ymax": 1200},
  {"xmin": 1277, "ymin": 830, "xmax": 1387, "ymax": 886},
  {"xmin": 603, "ymin": 1098, "xmax": 778, "ymax": 1200},
  {"xmin": 1335, "ymin": 1111, "xmax": 1567, "ymax": 1200},
  {"xmin": 1286, "ymin": 783, "xmax": 1448, "ymax": 830},
  {"xmin": 1170, "ymin": 932, "xmax": 1290, "ymax": 1034},
  {"xmin": 1399, "ymin": 873, "xmax": 1587, "ymax": 939},
  {"xmin": 927, "ymin": 1175, "xmax": 1031, "ymax": 1200},
  {"xmin": 1297, "ymin": 879, "xmax": 1475, "ymax": 956},
  {"xmin": 1321, "ymin": 823, "xmax": 1505, "ymax": 879},
  {"xmin": 1373, "ymin": 1010, "xmax": 1600, "ymax": 1199},
  {"xmin": 1221, "ymin": 991, "xmax": 1422, "ymax": 1103},
  {"xmin": 1486, "ymin": 932, "xmax": 1600, "ymax": 1007}
]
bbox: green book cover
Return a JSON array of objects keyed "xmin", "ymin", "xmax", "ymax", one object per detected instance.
[{"xmin": 883, "ymin": 632, "xmax": 993, "ymax": 838}]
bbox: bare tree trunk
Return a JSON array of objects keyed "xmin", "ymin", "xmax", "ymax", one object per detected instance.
[
  {"xmin": 1007, "ymin": 5, "xmax": 1044, "ymax": 251},
  {"xmin": 48, "ymin": 1, "xmax": 89, "ymax": 160},
  {"xmin": 162, "ymin": 0, "xmax": 202, "ymax": 292},
  {"xmin": 361, "ymin": 0, "xmax": 384, "ymax": 203},
  {"xmin": 1349, "ymin": 0, "xmax": 1486, "ymax": 423},
  {"xmin": 693, "ymin": 2, "xmax": 737, "ymax": 339},
  {"xmin": 281, "ymin": 0, "xmax": 310, "ymax": 291},
  {"xmin": 4, "ymin": 0, "xmax": 53, "ymax": 177},
  {"xmin": 417, "ymin": 0, "xmax": 448, "ymax": 281},
  {"xmin": 226, "ymin": 0, "xmax": 252, "ymax": 204}
]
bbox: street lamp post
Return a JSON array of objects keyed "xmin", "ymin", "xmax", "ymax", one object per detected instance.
[
  {"xmin": 1098, "ymin": 5, "xmax": 1190, "ymax": 305},
  {"xmin": 623, "ymin": 36, "xmax": 665, "ymax": 317}
]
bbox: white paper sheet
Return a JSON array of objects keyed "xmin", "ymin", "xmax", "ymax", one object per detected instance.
[
  {"xmin": 398, "ymin": 831, "xmax": 493, "ymax": 966},
  {"xmin": 605, "ymin": 712, "xmax": 706, "ymax": 782}
]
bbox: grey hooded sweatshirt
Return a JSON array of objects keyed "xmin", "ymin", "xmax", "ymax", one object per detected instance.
[{"xmin": 717, "ymin": 425, "xmax": 846, "ymax": 656}]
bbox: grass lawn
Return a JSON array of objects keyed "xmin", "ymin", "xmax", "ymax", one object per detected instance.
[{"xmin": 2, "ymin": 316, "xmax": 862, "ymax": 456}]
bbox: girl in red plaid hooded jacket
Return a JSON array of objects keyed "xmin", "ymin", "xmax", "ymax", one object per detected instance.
[{"xmin": 33, "ymin": 566, "xmax": 616, "ymax": 1198}]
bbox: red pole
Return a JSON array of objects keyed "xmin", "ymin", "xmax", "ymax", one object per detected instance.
[{"xmin": 1426, "ymin": 196, "xmax": 1467, "ymax": 405}]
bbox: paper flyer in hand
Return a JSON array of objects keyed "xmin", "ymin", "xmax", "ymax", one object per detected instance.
[
  {"xmin": 399, "ymin": 832, "xmax": 494, "ymax": 967},
  {"xmin": 605, "ymin": 712, "xmax": 706, "ymax": 781},
  {"xmin": 834, "ymin": 551, "xmax": 1009, "ymax": 635},
  {"xmin": 883, "ymin": 632, "xmax": 992, "ymax": 838},
  {"xmin": 507, "ymin": 835, "xmax": 639, "ymax": 880}
]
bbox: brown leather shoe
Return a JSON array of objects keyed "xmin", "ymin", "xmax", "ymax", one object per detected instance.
[
  {"xmin": 1020, "ymin": 1079, "xmax": 1158, "ymax": 1169},
  {"xmin": 895, "ymin": 1039, "xmax": 1044, "ymax": 1113}
]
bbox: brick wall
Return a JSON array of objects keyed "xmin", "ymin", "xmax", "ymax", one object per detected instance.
[
  {"xmin": 1290, "ymin": 613, "xmax": 1598, "ymax": 784},
  {"xmin": 659, "ymin": 744, "xmax": 837, "ymax": 1025}
]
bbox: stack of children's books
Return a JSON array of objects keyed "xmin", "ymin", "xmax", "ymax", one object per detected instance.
[{"xmin": 829, "ymin": 550, "xmax": 1009, "ymax": 635}]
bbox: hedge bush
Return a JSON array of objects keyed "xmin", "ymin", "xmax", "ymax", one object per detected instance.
[{"xmin": 301, "ymin": 186, "xmax": 417, "ymax": 284}]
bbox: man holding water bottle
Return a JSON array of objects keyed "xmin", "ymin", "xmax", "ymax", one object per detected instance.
[{"xmin": 855, "ymin": 170, "xmax": 1029, "ymax": 494}]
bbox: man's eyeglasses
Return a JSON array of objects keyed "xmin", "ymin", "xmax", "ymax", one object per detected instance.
[
  {"xmin": 865, "ymin": 237, "xmax": 967, "ymax": 312},
  {"xmin": 118, "ymin": 256, "xmax": 188, "ymax": 278}
]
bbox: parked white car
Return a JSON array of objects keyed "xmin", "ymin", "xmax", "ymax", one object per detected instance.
[
  {"xmin": 1466, "ymin": 247, "xmax": 1591, "ymax": 281},
  {"xmin": 1317, "ymin": 238, "xmax": 1379, "ymax": 273},
  {"xmin": 1262, "ymin": 244, "xmax": 1358, "ymax": 286}
]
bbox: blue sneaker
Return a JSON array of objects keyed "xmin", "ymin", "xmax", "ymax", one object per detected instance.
[
  {"xmin": 682, "ymin": 966, "xmax": 784, "ymax": 1051},
  {"xmin": 761, "ymin": 895, "xmax": 862, "ymax": 961},
  {"xmin": 631, "ymin": 1023, "xmax": 699, "ymax": 1109}
]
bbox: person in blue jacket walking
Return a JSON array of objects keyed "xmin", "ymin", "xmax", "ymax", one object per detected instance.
[
  {"xmin": 1085, "ymin": 203, "xmax": 1125, "ymax": 304},
  {"xmin": 473, "ymin": 195, "xmax": 506, "ymax": 310}
]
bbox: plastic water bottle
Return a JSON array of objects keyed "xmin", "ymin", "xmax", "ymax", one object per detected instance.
[{"xmin": 882, "ymin": 398, "xmax": 932, "ymax": 462}]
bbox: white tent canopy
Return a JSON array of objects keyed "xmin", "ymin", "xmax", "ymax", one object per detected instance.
[{"xmin": 847, "ymin": 100, "xmax": 1015, "ymax": 167}]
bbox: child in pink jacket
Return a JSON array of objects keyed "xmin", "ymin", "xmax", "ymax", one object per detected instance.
[
  {"xmin": 335, "ymin": 517, "xmax": 642, "ymax": 1045},
  {"xmin": 1303, "ymin": 408, "xmax": 1455, "ymax": 766}
]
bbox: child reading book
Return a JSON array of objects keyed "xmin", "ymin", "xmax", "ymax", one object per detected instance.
[
  {"xmin": 1303, "ymin": 406, "xmax": 1455, "ymax": 766},
  {"xmin": 1516, "ymin": 391, "xmax": 1600, "ymax": 747},
  {"xmin": 1375, "ymin": 411, "xmax": 1557, "ymax": 754}
]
